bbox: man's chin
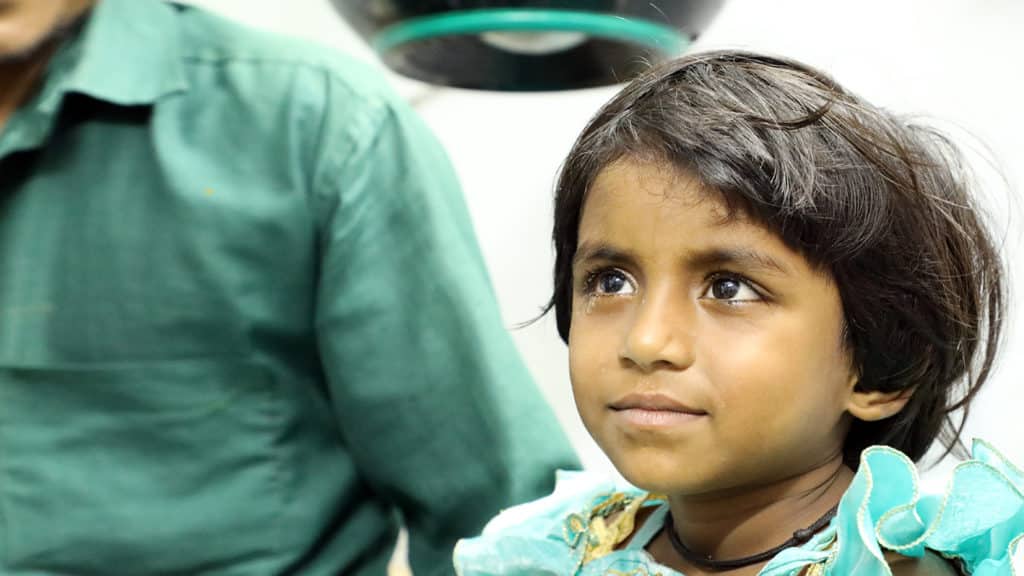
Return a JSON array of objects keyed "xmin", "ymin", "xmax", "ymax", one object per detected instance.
[
  {"xmin": 0, "ymin": 39, "xmax": 49, "ymax": 66},
  {"xmin": 0, "ymin": 11, "xmax": 88, "ymax": 66},
  {"xmin": 0, "ymin": 32, "xmax": 68, "ymax": 67},
  {"xmin": 0, "ymin": 20, "xmax": 56, "ymax": 63}
]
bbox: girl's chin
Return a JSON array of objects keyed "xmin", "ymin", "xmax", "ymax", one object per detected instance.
[{"xmin": 613, "ymin": 460, "xmax": 718, "ymax": 496}]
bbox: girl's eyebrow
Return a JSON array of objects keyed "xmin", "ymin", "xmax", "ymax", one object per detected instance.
[
  {"xmin": 572, "ymin": 243, "xmax": 637, "ymax": 269},
  {"xmin": 574, "ymin": 242, "xmax": 791, "ymax": 276},
  {"xmin": 687, "ymin": 248, "xmax": 792, "ymax": 276}
]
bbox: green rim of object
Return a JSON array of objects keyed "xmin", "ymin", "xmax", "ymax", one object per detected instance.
[{"xmin": 373, "ymin": 9, "xmax": 689, "ymax": 55}]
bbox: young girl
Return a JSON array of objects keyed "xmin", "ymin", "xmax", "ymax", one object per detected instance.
[{"xmin": 454, "ymin": 51, "xmax": 1023, "ymax": 575}]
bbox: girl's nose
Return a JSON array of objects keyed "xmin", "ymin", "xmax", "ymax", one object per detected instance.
[{"xmin": 619, "ymin": 290, "xmax": 696, "ymax": 372}]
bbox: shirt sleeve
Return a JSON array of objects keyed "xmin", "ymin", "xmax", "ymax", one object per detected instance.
[{"xmin": 311, "ymin": 72, "xmax": 580, "ymax": 575}]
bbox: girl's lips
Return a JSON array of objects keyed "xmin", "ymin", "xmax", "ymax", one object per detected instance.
[
  {"xmin": 613, "ymin": 407, "xmax": 707, "ymax": 428},
  {"xmin": 609, "ymin": 392, "xmax": 707, "ymax": 414},
  {"xmin": 609, "ymin": 393, "xmax": 708, "ymax": 428}
]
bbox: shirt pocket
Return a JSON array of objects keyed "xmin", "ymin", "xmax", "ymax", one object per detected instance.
[{"xmin": 0, "ymin": 358, "xmax": 284, "ymax": 573}]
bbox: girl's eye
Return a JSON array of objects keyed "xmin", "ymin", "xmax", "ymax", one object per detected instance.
[
  {"xmin": 586, "ymin": 269, "xmax": 636, "ymax": 296},
  {"xmin": 703, "ymin": 275, "xmax": 761, "ymax": 302}
]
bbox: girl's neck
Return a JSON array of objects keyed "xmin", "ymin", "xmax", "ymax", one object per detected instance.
[{"xmin": 652, "ymin": 455, "xmax": 853, "ymax": 575}]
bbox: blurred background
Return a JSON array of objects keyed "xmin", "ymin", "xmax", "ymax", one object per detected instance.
[{"xmin": 186, "ymin": 0, "xmax": 1023, "ymax": 528}]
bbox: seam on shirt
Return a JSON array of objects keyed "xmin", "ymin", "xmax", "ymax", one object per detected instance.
[
  {"xmin": 309, "ymin": 82, "xmax": 394, "ymax": 238},
  {"xmin": 179, "ymin": 54, "xmax": 391, "ymax": 102},
  {"xmin": 174, "ymin": 52, "xmax": 398, "ymax": 243}
]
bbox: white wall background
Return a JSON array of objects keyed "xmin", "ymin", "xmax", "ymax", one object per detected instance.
[{"xmin": 182, "ymin": 0, "xmax": 1024, "ymax": 481}]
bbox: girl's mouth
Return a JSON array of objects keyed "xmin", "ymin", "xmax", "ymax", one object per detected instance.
[{"xmin": 609, "ymin": 393, "xmax": 708, "ymax": 428}]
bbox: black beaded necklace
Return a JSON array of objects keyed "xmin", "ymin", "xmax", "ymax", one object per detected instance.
[{"xmin": 662, "ymin": 505, "xmax": 838, "ymax": 572}]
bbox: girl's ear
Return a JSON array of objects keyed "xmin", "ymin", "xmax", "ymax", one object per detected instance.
[{"xmin": 846, "ymin": 377, "xmax": 914, "ymax": 422}]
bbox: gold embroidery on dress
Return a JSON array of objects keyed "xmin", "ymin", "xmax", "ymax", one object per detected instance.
[
  {"xmin": 561, "ymin": 491, "xmax": 665, "ymax": 568},
  {"xmin": 804, "ymin": 562, "xmax": 826, "ymax": 576},
  {"xmin": 565, "ymin": 491, "xmax": 836, "ymax": 574},
  {"xmin": 583, "ymin": 494, "xmax": 648, "ymax": 564},
  {"xmin": 605, "ymin": 568, "xmax": 664, "ymax": 576}
]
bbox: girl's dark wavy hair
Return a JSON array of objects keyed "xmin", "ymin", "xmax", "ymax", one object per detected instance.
[{"xmin": 546, "ymin": 51, "xmax": 1004, "ymax": 468}]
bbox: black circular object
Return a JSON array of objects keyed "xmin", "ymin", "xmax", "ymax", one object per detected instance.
[{"xmin": 330, "ymin": 1, "xmax": 727, "ymax": 91}]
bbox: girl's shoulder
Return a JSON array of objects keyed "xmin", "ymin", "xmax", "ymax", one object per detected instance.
[
  {"xmin": 453, "ymin": 470, "xmax": 668, "ymax": 575},
  {"xmin": 823, "ymin": 439, "xmax": 1024, "ymax": 575}
]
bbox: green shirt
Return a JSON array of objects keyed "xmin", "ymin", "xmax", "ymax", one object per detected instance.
[{"xmin": 0, "ymin": 1, "xmax": 578, "ymax": 574}]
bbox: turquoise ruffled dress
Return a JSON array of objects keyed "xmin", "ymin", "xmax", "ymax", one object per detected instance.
[{"xmin": 455, "ymin": 440, "xmax": 1024, "ymax": 575}]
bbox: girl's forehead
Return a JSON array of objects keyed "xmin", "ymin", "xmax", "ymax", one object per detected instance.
[
  {"xmin": 579, "ymin": 159, "xmax": 818, "ymax": 277},
  {"xmin": 584, "ymin": 159, "xmax": 743, "ymax": 231}
]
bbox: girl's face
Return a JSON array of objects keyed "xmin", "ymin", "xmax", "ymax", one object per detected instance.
[{"xmin": 569, "ymin": 159, "xmax": 858, "ymax": 496}]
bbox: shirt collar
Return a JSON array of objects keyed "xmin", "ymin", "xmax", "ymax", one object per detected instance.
[{"xmin": 39, "ymin": 0, "xmax": 188, "ymax": 113}]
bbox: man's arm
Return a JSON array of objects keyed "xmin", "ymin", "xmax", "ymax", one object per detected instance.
[{"xmin": 311, "ymin": 73, "xmax": 579, "ymax": 575}]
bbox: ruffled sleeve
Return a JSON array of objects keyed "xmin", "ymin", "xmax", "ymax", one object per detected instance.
[{"xmin": 827, "ymin": 439, "xmax": 1024, "ymax": 575}]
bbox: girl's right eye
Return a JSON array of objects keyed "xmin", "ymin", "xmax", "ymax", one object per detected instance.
[{"xmin": 585, "ymin": 269, "xmax": 636, "ymax": 296}]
